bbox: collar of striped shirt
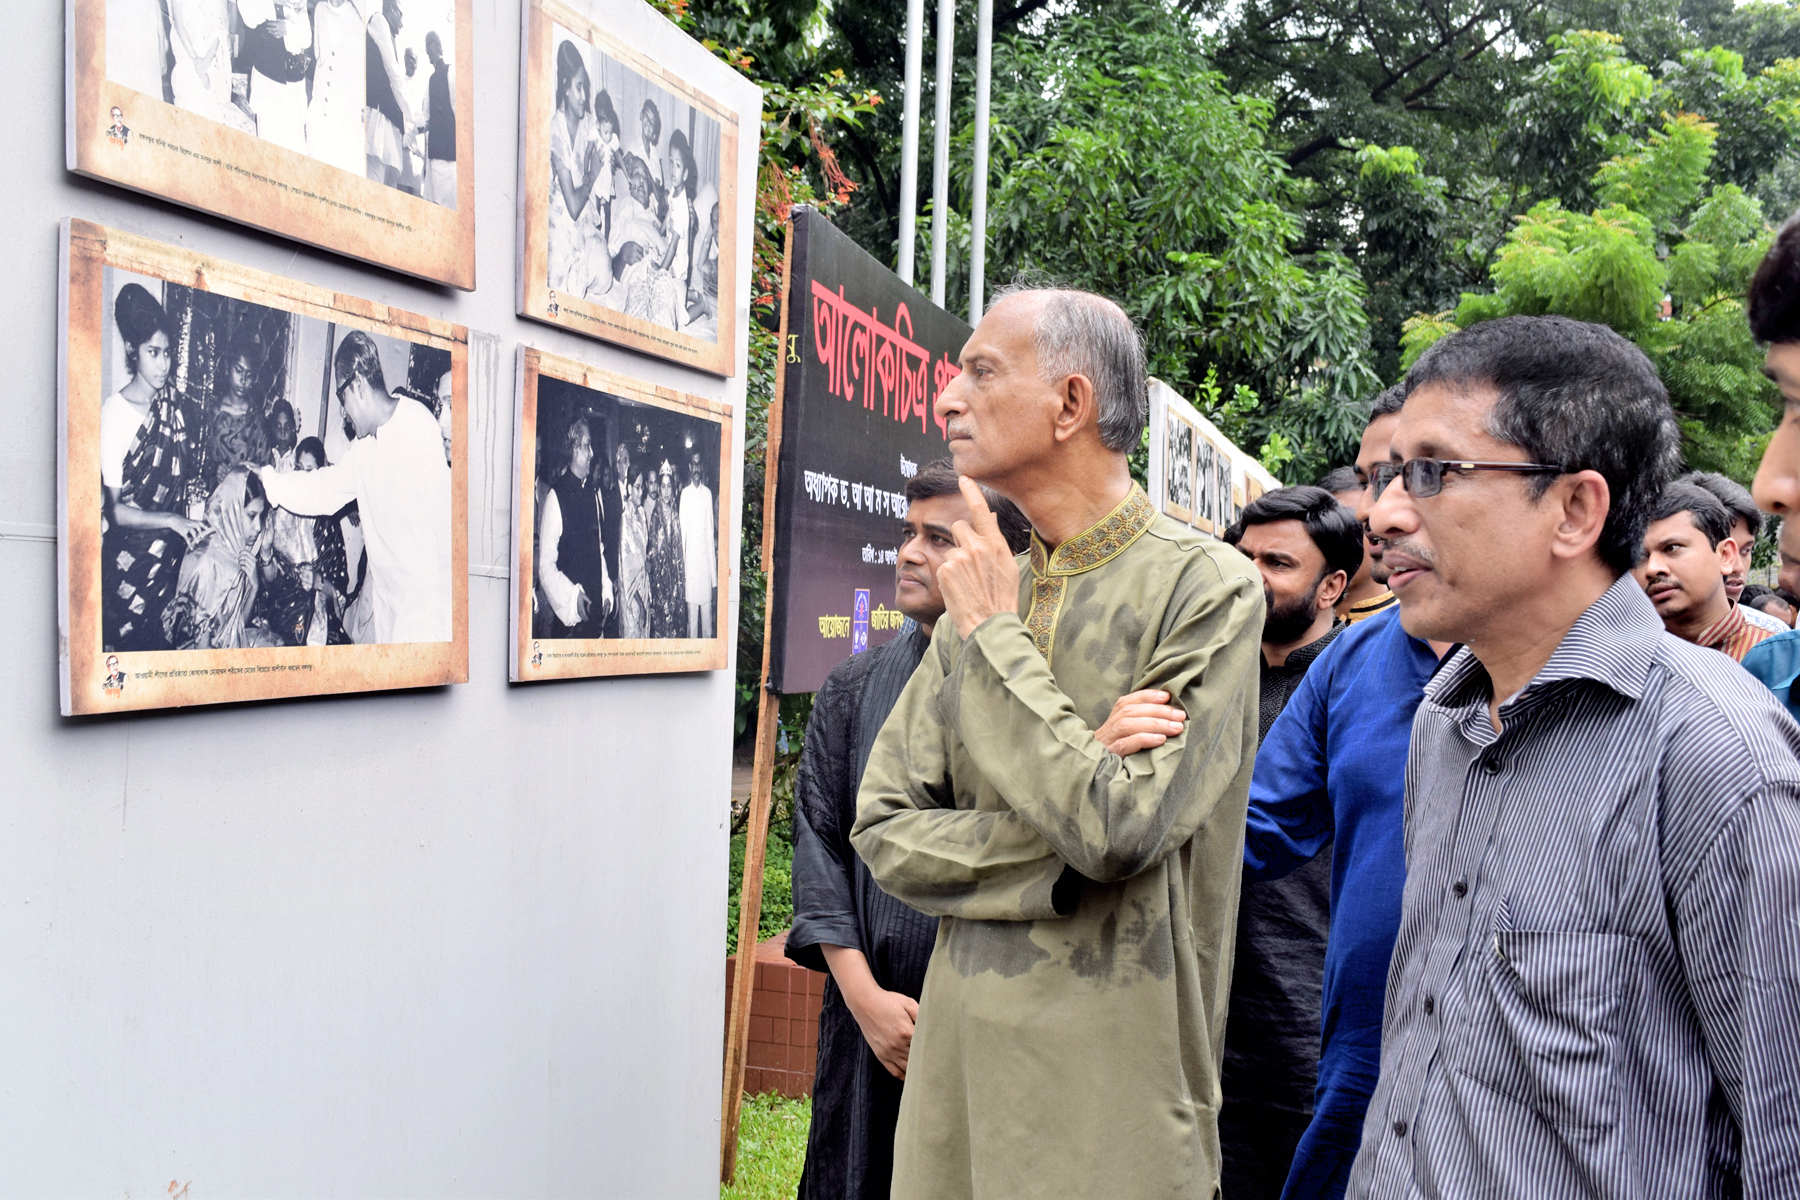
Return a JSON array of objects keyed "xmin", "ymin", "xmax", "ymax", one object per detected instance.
[
  {"xmin": 1692, "ymin": 599, "xmax": 1774, "ymax": 662},
  {"xmin": 1426, "ymin": 574, "xmax": 1661, "ymax": 715}
]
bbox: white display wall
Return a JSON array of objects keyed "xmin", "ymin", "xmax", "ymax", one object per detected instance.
[{"xmin": 2, "ymin": 3, "xmax": 756, "ymax": 1194}]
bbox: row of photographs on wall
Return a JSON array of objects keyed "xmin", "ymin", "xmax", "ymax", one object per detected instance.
[
  {"xmin": 68, "ymin": 0, "xmax": 739, "ymax": 376},
  {"xmin": 1149, "ymin": 381, "xmax": 1273, "ymax": 536},
  {"xmin": 60, "ymin": 219, "xmax": 732, "ymax": 715}
]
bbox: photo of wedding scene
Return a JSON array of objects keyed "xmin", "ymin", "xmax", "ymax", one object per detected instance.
[
  {"xmin": 529, "ymin": 375, "xmax": 720, "ymax": 642},
  {"xmin": 98, "ymin": 269, "xmax": 455, "ymax": 654},
  {"xmin": 104, "ymin": 0, "xmax": 459, "ymax": 207},
  {"xmin": 544, "ymin": 22, "xmax": 722, "ymax": 341}
]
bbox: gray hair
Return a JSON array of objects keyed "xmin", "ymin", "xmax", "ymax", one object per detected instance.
[{"xmin": 988, "ymin": 284, "xmax": 1147, "ymax": 452}]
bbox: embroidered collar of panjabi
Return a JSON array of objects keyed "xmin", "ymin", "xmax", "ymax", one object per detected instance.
[{"xmin": 1027, "ymin": 484, "xmax": 1156, "ymax": 577}]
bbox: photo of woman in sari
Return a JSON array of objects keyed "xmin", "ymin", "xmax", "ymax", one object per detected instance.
[
  {"xmin": 617, "ymin": 465, "xmax": 650, "ymax": 638},
  {"xmin": 161, "ymin": 466, "xmax": 283, "ymax": 651},
  {"xmin": 100, "ymin": 283, "xmax": 206, "ymax": 652},
  {"xmin": 203, "ymin": 327, "xmax": 272, "ymax": 487},
  {"xmin": 646, "ymin": 461, "xmax": 686, "ymax": 637}
]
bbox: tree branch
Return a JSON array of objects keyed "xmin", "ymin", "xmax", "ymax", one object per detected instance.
[{"xmin": 1287, "ymin": 133, "xmax": 1348, "ymax": 167}]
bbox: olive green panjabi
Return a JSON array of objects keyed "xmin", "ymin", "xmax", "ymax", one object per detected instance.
[{"xmin": 853, "ymin": 485, "xmax": 1265, "ymax": 1199}]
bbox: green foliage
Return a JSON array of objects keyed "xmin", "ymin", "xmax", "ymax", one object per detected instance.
[
  {"xmin": 723, "ymin": 1093, "xmax": 811, "ymax": 1199},
  {"xmin": 1421, "ymin": 71, "xmax": 1781, "ymax": 475},
  {"xmin": 726, "ymin": 824, "xmax": 794, "ymax": 957},
  {"xmin": 979, "ymin": 8, "xmax": 1378, "ymax": 482}
]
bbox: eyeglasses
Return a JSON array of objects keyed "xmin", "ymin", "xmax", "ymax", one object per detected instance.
[{"xmin": 1371, "ymin": 458, "xmax": 1563, "ymax": 499}]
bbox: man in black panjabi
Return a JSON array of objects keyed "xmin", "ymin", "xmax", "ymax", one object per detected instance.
[
  {"xmin": 538, "ymin": 417, "xmax": 611, "ymax": 639},
  {"xmin": 1218, "ymin": 485, "xmax": 1364, "ymax": 1199},
  {"xmin": 785, "ymin": 460, "xmax": 1029, "ymax": 1200}
]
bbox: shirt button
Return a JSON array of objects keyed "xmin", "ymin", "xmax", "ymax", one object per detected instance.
[
  {"xmin": 1423, "ymin": 995, "xmax": 1435, "ymax": 1015},
  {"xmin": 1392, "ymin": 1120, "xmax": 1408, "ymax": 1138},
  {"xmin": 1482, "ymin": 758, "xmax": 1503, "ymax": 775},
  {"xmin": 1452, "ymin": 879, "xmax": 1468, "ymax": 898}
]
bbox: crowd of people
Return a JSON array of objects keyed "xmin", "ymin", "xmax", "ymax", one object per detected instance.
[
  {"xmin": 101, "ymin": 282, "xmax": 453, "ymax": 652},
  {"xmin": 532, "ymin": 429, "xmax": 716, "ymax": 641},
  {"xmin": 546, "ymin": 38, "xmax": 721, "ymax": 337},
  {"xmin": 780, "ymin": 209, "xmax": 1800, "ymax": 1200},
  {"xmin": 110, "ymin": 0, "xmax": 457, "ymax": 205}
]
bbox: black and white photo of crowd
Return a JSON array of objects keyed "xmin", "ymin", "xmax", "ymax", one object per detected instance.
[
  {"xmin": 531, "ymin": 377, "xmax": 721, "ymax": 641},
  {"xmin": 99, "ymin": 271, "xmax": 455, "ymax": 654},
  {"xmin": 545, "ymin": 24, "xmax": 723, "ymax": 341},
  {"xmin": 105, "ymin": 0, "xmax": 459, "ymax": 207},
  {"xmin": 1165, "ymin": 415, "xmax": 1194, "ymax": 516}
]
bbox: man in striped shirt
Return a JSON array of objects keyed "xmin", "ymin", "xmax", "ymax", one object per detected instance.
[
  {"xmin": 1634, "ymin": 480, "xmax": 1774, "ymax": 662},
  {"xmin": 1352, "ymin": 314, "xmax": 1800, "ymax": 1199}
]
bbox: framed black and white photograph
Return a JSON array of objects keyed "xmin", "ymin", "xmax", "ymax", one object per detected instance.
[
  {"xmin": 1193, "ymin": 435, "xmax": 1221, "ymax": 534},
  {"xmin": 516, "ymin": 0, "xmax": 740, "ymax": 376},
  {"xmin": 511, "ymin": 346, "xmax": 731, "ymax": 681},
  {"xmin": 69, "ymin": 0, "xmax": 476, "ymax": 288},
  {"xmin": 1160, "ymin": 406, "xmax": 1196, "ymax": 524},
  {"xmin": 58, "ymin": 219, "xmax": 470, "ymax": 715}
]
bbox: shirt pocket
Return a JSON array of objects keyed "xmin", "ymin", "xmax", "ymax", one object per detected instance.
[{"xmin": 1450, "ymin": 918, "xmax": 1645, "ymax": 1131}]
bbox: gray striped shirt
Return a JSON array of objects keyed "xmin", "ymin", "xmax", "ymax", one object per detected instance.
[{"xmin": 1349, "ymin": 576, "xmax": 1800, "ymax": 1198}]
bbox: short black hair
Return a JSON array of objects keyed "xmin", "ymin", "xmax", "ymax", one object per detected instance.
[
  {"xmin": 1369, "ymin": 383, "xmax": 1406, "ymax": 419},
  {"xmin": 1405, "ymin": 315, "xmax": 1681, "ymax": 575},
  {"xmin": 1222, "ymin": 484, "xmax": 1364, "ymax": 580},
  {"xmin": 1649, "ymin": 481, "xmax": 1733, "ymax": 549},
  {"xmin": 1742, "ymin": 583, "xmax": 1774, "ymax": 604},
  {"xmin": 295, "ymin": 436, "xmax": 327, "ymax": 468},
  {"xmin": 904, "ymin": 458, "xmax": 1033, "ymax": 554},
  {"xmin": 334, "ymin": 329, "xmax": 388, "ymax": 396},
  {"xmin": 1749, "ymin": 208, "xmax": 1800, "ymax": 344},
  {"xmin": 1679, "ymin": 470, "xmax": 1763, "ymax": 539},
  {"xmin": 1316, "ymin": 466, "xmax": 1361, "ymax": 496}
]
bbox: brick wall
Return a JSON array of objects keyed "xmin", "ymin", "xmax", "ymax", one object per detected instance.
[{"xmin": 724, "ymin": 930, "xmax": 826, "ymax": 1099}]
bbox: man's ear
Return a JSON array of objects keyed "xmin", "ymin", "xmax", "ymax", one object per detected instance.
[
  {"xmin": 1550, "ymin": 470, "xmax": 1610, "ymax": 562},
  {"xmin": 1052, "ymin": 374, "xmax": 1099, "ymax": 445},
  {"xmin": 1717, "ymin": 535, "xmax": 1742, "ymax": 574},
  {"xmin": 1319, "ymin": 568, "xmax": 1349, "ymax": 610}
]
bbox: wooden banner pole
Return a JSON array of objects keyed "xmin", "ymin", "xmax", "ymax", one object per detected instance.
[{"xmin": 721, "ymin": 214, "xmax": 797, "ymax": 1184}]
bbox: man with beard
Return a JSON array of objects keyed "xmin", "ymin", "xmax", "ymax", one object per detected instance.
[
  {"xmin": 1214, "ymin": 486, "xmax": 1361, "ymax": 1200},
  {"xmin": 1097, "ymin": 385, "xmax": 1455, "ymax": 1200},
  {"xmin": 1634, "ymin": 480, "xmax": 1773, "ymax": 662},
  {"xmin": 1319, "ymin": 464, "xmax": 1397, "ymax": 624},
  {"xmin": 538, "ymin": 417, "xmax": 612, "ymax": 639},
  {"xmin": 786, "ymin": 458, "xmax": 1030, "ymax": 1200}
]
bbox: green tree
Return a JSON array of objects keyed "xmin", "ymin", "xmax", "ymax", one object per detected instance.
[
  {"xmin": 1402, "ymin": 98, "xmax": 1778, "ymax": 474},
  {"xmin": 974, "ymin": 8, "xmax": 1379, "ymax": 481}
]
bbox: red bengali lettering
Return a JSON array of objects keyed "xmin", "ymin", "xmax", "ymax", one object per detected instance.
[{"xmin": 810, "ymin": 281, "xmax": 951, "ymax": 438}]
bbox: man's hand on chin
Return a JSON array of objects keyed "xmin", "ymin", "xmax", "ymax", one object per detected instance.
[{"xmin": 938, "ymin": 476, "xmax": 1021, "ymax": 638}]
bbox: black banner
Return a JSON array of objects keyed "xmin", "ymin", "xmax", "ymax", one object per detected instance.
[{"xmin": 768, "ymin": 207, "xmax": 970, "ymax": 693}]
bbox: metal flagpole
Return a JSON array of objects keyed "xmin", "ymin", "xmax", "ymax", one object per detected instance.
[
  {"xmin": 969, "ymin": 0, "xmax": 992, "ymax": 324},
  {"xmin": 898, "ymin": 0, "xmax": 925, "ymax": 286},
  {"xmin": 929, "ymin": 0, "xmax": 955, "ymax": 307}
]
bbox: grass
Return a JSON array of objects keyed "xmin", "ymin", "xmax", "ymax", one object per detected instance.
[{"xmin": 723, "ymin": 1091, "xmax": 811, "ymax": 1200}]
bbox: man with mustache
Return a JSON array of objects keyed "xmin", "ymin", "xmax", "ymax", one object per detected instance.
[
  {"xmin": 1102, "ymin": 384, "xmax": 1456, "ymax": 1200},
  {"xmin": 1680, "ymin": 471, "xmax": 1786, "ymax": 633},
  {"xmin": 853, "ymin": 286, "xmax": 1264, "ymax": 1199},
  {"xmin": 1350, "ymin": 315, "xmax": 1800, "ymax": 1198},
  {"xmin": 1213, "ymin": 486, "xmax": 1360, "ymax": 1199},
  {"xmin": 786, "ymin": 458, "xmax": 1029, "ymax": 1200},
  {"xmin": 1633, "ymin": 481, "xmax": 1773, "ymax": 661}
]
